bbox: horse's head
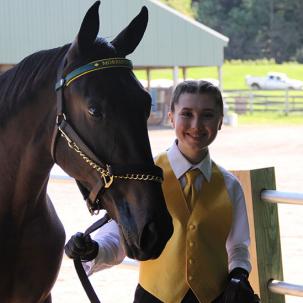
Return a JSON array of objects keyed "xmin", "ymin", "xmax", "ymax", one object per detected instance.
[{"xmin": 51, "ymin": 1, "xmax": 173, "ymax": 260}]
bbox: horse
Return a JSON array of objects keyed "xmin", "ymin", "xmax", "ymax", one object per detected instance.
[{"xmin": 0, "ymin": 2, "xmax": 173, "ymax": 302}]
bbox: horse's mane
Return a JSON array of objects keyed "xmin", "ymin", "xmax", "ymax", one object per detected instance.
[
  {"xmin": 0, "ymin": 44, "xmax": 70, "ymax": 127},
  {"xmin": 0, "ymin": 38, "xmax": 116, "ymax": 127}
]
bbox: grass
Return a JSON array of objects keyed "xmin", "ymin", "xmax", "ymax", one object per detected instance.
[
  {"xmin": 236, "ymin": 112, "xmax": 303, "ymax": 125},
  {"xmin": 222, "ymin": 62, "xmax": 303, "ymax": 90},
  {"xmin": 134, "ymin": 62, "xmax": 303, "ymax": 90}
]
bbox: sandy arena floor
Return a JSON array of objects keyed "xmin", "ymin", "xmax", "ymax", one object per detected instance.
[{"xmin": 48, "ymin": 124, "xmax": 303, "ymax": 303}]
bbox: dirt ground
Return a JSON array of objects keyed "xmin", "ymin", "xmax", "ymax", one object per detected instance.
[{"xmin": 48, "ymin": 124, "xmax": 303, "ymax": 303}]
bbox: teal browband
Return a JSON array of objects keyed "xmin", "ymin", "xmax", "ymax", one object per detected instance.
[{"xmin": 55, "ymin": 58, "xmax": 133, "ymax": 91}]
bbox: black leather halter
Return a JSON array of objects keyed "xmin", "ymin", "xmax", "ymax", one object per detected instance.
[{"xmin": 51, "ymin": 57, "xmax": 163, "ymax": 214}]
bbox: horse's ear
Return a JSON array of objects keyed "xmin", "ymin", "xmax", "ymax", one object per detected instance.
[
  {"xmin": 111, "ymin": 6, "xmax": 148, "ymax": 57},
  {"xmin": 76, "ymin": 1, "xmax": 100, "ymax": 54}
]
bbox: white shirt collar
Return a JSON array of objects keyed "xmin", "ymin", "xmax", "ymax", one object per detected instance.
[{"xmin": 167, "ymin": 140, "xmax": 212, "ymax": 182}]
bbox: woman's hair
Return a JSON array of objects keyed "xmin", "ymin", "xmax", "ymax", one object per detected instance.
[{"xmin": 170, "ymin": 80, "xmax": 224, "ymax": 115}]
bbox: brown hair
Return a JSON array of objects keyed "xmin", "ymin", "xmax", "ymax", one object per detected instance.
[{"xmin": 170, "ymin": 80, "xmax": 223, "ymax": 115}]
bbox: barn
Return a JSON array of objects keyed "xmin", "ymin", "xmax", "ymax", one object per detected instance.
[
  {"xmin": 0, "ymin": 0, "xmax": 229, "ymax": 124},
  {"xmin": 0, "ymin": 0, "xmax": 228, "ymax": 85}
]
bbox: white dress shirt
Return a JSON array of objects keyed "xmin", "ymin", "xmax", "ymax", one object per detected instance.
[
  {"xmin": 86, "ymin": 141, "xmax": 251, "ymax": 274},
  {"xmin": 83, "ymin": 220, "xmax": 125, "ymax": 275}
]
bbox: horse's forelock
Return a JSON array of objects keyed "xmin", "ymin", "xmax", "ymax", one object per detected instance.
[{"xmin": 91, "ymin": 37, "xmax": 118, "ymax": 58}]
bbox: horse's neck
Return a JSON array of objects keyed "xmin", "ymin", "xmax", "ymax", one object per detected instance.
[{"xmin": 0, "ymin": 88, "xmax": 56, "ymax": 199}]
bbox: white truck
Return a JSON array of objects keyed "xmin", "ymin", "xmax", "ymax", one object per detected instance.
[{"xmin": 245, "ymin": 72, "xmax": 303, "ymax": 90}]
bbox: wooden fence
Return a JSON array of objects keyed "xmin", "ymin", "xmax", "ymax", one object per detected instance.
[
  {"xmin": 223, "ymin": 90, "xmax": 303, "ymax": 115},
  {"xmin": 232, "ymin": 168, "xmax": 303, "ymax": 303}
]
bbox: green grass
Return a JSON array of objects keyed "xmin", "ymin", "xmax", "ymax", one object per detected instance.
[
  {"xmin": 237, "ymin": 112, "xmax": 303, "ymax": 125},
  {"xmin": 134, "ymin": 62, "xmax": 303, "ymax": 90},
  {"xmin": 222, "ymin": 62, "xmax": 303, "ymax": 90}
]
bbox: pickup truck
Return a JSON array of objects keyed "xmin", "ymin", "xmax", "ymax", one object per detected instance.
[{"xmin": 245, "ymin": 72, "xmax": 303, "ymax": 90}]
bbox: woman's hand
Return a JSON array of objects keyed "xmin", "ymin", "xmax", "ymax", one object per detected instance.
[
  {"xmin": 64, "ymin": 232, "xmax": 99, "ymax": 262},
  {"xmin": 212, "ymin": 268, "xmax": 261, "ymax": 303}
]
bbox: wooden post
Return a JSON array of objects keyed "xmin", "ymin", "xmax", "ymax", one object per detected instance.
[
  {"xmin": 231, "ymin": 168, "xmax": 285, "ymax": 303},
  {"xmin": 173, "ymin": 66, "xmax": 179, "ymax": 88},
  {"xmin": 146, "ymin": 67, "xmax": 151, "ymax": 91},
  {"xmin": 182, "ymin": 66, "xmax": 187, "ymax": 80},
  {"xmin": 218, "ymin": 65, "xmax": 223, "ymax": 91},
  {"xmin": 284, "ymin": 89, "xmax": 289, "ymax": 116}
]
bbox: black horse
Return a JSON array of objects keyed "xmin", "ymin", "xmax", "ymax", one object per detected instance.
[{"xmin": 0, "ymin": 2, "xmax": 173, "ymax": 302}]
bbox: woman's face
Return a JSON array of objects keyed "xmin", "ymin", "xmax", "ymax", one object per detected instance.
[{"xmin": 168, "ymin": 92, "xmax": 223, "ymax": 163}]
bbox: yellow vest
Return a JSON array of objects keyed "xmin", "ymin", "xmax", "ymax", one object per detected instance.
[{"xmin": 139, "ymin": 153, "xmax": 233, "ymax": 303}]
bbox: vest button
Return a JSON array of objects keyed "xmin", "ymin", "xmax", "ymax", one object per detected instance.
[
  {"xmin": 188, "ymin": 275, "xmax": 193, "ymax": 281},
  {"xmin": 189, "ymin": 224, "xmax": 196, "ymax": 230},
  {"xmin": 188, "ymin": 258, "xmax": 193, "ymax": 264},
  {"xmin": 189, "ymin": 241, "xmax": 194, "ymax": 247}
]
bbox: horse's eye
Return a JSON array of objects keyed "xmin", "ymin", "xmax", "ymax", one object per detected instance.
[{"xmin": 88, "ymin": 106, "xmax": 102, "ymax": 118}]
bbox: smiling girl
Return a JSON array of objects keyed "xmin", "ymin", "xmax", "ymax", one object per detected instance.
[{"xmin": 65, "ymin": 80, "xmax": 260, "ymax": 303}]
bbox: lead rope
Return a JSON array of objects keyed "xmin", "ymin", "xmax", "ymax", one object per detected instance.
[{"xmin": 74, "ymin": 213, "xmax": 111, "ymax": 303}]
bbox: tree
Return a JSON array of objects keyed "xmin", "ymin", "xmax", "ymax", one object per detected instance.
[
  {"xmin": 159, "ymin": 0, "xmax": 195, "ymax": 17},
  {"xmin": 196, "ymin": 0, "xmax": 303, "ymax": 62},
  {"xmin": 196, "ymin": 0, "xmax": 259, "ymax": 59},
  {"xmin": 158, "ymin": 0, "xmax": 303, "ymax": 61}
]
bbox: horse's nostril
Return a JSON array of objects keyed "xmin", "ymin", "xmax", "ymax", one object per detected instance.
[{"xmin": 140, "ymin": 222, "xmax": 158, "ymax": 252}]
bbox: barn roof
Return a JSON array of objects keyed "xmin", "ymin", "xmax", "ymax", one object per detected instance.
[{"xmin": 0, "ymin": 0, "xmax": 228, "ymax": 67}]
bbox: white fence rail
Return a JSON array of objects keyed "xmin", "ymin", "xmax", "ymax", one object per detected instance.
[
  {"xmin": 261, "ymin": 190, "xmax": 303, "ymax": 205},
  {"xmin": 260, "ymin": 189, "xmax": 303, "ymax": 298},
  {"xmin": 268, "ymin": 280, "xmax": 303, "ymax": 297},
  {"xmin": 223, "ymin": 90, "xmax": 303, "ymax": 115}
]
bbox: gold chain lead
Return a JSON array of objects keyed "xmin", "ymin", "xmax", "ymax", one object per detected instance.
[{"xmin": 60, "ymin": 131, "xmax": 162, "ymax": 183}]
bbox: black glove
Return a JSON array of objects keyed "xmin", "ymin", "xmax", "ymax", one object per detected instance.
[
  {"xmin": 212, "ymin": 268, "xmax": 261, "ymax": 303},
  {"xmin": 64, "ymin": 232, "xmax": 99, "ymax": 262}
]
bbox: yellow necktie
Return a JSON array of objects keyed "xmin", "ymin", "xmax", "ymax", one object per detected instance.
[{"xmin": 183, "ymin": 169, "xmax": 200, "ymax": 211}]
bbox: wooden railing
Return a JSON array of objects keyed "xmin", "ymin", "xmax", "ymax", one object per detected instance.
[
  {"xmin": 223, "ymin": 90, "xmax": 303, "ymax": 115},
  {"xmin": 232, "ymin": 168, "xmax": 303, "ymax": 303}
]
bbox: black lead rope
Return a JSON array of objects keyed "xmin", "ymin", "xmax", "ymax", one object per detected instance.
[{"xmin": 74, "ymin": 213, "xmax": 111, "ymax": 303}]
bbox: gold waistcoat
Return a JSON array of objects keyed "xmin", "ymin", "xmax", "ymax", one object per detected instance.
[{"xmin": 139, "ymin": 153, "xmax": 233, "ymax": 303}]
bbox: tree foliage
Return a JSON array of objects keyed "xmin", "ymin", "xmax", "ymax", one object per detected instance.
[
  {"xmin": 160, "ymin": 0, "xmax": 303, "ymax": 62},
  {"xmin": 160, "ymin": 0, "xmax": 195, "ymax": 17}
]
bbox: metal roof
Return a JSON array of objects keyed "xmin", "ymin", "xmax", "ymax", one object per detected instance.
[{"xmin": 0, "ymin": 0, "xmax": 228, "ymax": 67}]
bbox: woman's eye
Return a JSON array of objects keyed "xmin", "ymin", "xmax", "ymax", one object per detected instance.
[
  {"xmin": 203, "ymin": 112, "xmax": 215, "ymax": 119},
  {"xmin": 181, "ymin": 111, "xmax": 192, "ymax": 117},
  {"xmin": 88, "ymin": 106, "xmax": 102, "ymax": 118}
]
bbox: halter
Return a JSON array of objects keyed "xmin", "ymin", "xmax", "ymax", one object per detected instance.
[{"xmin": 51, "ymin": 57, "xmax": 163, "ymax": 214}]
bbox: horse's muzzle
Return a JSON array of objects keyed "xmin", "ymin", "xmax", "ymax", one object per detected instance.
[{"xmin": 121, "ymin": 215, "xmax": 173, "ymax": 261}]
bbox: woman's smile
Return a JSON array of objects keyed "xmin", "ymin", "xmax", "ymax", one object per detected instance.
[{"xmin": 168, "ymin": 92, "xmax": 223, "ymax": 163}]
